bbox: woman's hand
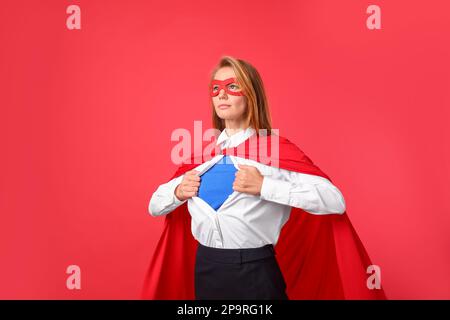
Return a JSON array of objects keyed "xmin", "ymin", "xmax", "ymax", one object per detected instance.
[
  {"xmin": 232, "ymin": 164, "xmax": 264, "ymax": 196},
  {"xmin": 175, "ymin": 170, "xmax": 201, "ymax": 201}
]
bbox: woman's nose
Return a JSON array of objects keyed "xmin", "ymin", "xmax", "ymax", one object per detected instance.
[{"xmin": 219, "ymin": 89, "xmax": 227, "ymax": 99}]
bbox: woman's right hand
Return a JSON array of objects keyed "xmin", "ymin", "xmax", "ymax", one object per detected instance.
[{"xmin": 174, "ymin": 170, "xmax": 201, "ymax": 201}]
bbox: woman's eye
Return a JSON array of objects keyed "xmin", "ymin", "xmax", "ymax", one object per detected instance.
[{"xmin": 229, "ymin": 84, "xmax": 239, "ymax": 90}]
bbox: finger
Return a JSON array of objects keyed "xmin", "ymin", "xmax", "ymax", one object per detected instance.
[
  {"xmin": 187, "ymin": 171, "xmax": 201, "ymax": 178},
  {"xmin": 188, "ymin": 181, "xmax": 201, "ymax": 187},
  {"xmin": 181, "ymin": 187, "xmax": 197, "ymax": 197},
  {"xmin": 184, "ymin": 186, "xmax": 198, "ymax": 192},
  {"xmin": 186, "ymin": 178, "xmax": 200, "ymax": 185},
  {"xmin": 234, "ymin": 174, "xmax": 243, "ymax": 182},
  {"xmin": 186, "ymin": 173, "xmax": 200, "ymax": 181},
  {"xmin": 236, "ymin": 180, "xmax": 246, "ymax": 187},
  {"xmin": 192, "ymin": 173, "xmax": 201, "ymax": 179},
  {"xmin": 184, "ymin": 173, "xmax": 198, "ymax": 181},
  {"xmin": 184, "ymin": 191, "xmax": 196, "ymax": 198},
  {"xmin": 233, "ymin": 180, "xmax": 244, "ymax": 188}
]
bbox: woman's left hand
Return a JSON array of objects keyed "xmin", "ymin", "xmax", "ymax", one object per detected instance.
[{"xmin": 232, "ymin": 164, "xmax": 264, "ymax": 196}]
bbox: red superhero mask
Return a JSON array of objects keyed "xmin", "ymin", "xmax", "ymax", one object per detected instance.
[{"xmin": 210, "ymin": 77, "xmax": 244, "ymax": 97}]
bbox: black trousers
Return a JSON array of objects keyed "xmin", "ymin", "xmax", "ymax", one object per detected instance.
[{"xmin": 194, "ymin": 242, "xmax": 289, "ymax": 300}]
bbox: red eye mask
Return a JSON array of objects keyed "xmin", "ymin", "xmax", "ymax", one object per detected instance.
[{"xmin": 210, "ymin": 77, "xmax": 244, "ymax": 97}]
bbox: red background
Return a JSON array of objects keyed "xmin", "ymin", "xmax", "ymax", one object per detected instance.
[{"xmin": 1, "ymin": 0, "xmax": 449, "ymax": 299}]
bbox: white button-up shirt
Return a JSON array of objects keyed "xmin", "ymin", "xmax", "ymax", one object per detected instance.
[{"xmin": 149, "ymin": 127, "xmax": 346, "ymax": 249}]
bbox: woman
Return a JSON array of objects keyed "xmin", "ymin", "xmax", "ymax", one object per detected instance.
[{"xmin": 142, "ymin": 56, "xmax": 386, "ymax": 300}]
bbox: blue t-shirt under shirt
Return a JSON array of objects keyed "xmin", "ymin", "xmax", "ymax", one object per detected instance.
[{"xmin": 197, "ymin": 156, "xmax": 237, "ymax": 211}]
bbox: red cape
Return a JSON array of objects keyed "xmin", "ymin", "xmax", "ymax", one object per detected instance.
[{"xmin": 141, "ymin": 133, "xmax": 387, "ymax": 299}]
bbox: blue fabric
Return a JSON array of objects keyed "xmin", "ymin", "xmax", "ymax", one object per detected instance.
[{"xmin": 198, "ymin": 156, "xmax": 237, "ymax": 211}]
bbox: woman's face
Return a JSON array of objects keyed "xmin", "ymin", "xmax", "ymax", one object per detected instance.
[{"xmin": 211, "ymin": 67, "xmax": 247, "ymax": 123}]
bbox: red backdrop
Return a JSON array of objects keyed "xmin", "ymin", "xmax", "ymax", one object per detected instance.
[{"xmin": 1, "ymin": 0, "xmax": 449, "ymax": 299}]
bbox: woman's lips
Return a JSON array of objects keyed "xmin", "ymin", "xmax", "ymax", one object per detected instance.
[{"xmin": 218, "ymin": 104, "xmax": 231, "ymax": 109}]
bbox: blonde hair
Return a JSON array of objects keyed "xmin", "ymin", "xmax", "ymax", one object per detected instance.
[{"xmin": 209, "ymin": 56, "xmax": 272, "ymax": 135}]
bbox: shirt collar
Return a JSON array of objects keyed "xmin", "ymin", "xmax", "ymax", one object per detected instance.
[{"xmin": 216, "ymin": 127, "xmax": 256, "ymax": 149}]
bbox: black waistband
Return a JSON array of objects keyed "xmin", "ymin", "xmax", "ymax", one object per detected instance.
[{"xmin": 197, "ymin": 243, "xmax": 275, "ymax": 264}]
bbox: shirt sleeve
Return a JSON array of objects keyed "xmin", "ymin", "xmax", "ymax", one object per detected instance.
[
  {"xmin": 148, "ymin": 174, "xmax": 187, "ymax": 216},
  {"xmin": 259, "ymin": 167, "xmax": 346, "ymax": 215}
]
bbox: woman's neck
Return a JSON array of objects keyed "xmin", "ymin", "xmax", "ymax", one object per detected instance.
[{"xmin": 224, "ymin": 119, "xmax": 248, "ymax": 137}]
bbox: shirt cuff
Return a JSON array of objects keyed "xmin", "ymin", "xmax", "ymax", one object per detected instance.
[
  {"xmin": 260, "ymin": 176, "xmax": 291, "ymax": 205},
  {"xmin": 169, "ymin": 179, "xmax": 186, "ymax": 205}
]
